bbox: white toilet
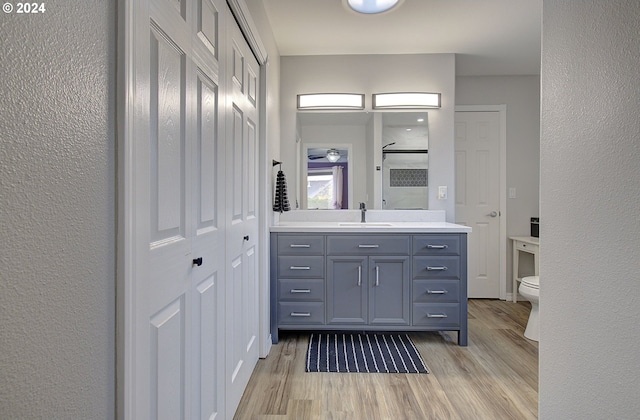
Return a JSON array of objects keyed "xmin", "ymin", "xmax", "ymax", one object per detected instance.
[{"xmin": 519, "ymin": 276, "xmax": 539, "ymax": 342}]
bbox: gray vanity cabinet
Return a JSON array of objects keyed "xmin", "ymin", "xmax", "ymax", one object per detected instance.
[
  {"xmin": 326, "ymin": 256, "xmax": 367, "ymax": 324},
  {"xmin": 412, "ymin": 234, "xmax": 467, "ymax": 345},
  {"xmin": 271, "ymin": 231, "xmax": 467, "ymax": 346},
  {"xmin": 326, "ymin": 234, "xmax": 411, "ymax": 326},
  {"xmin": 326, "ymin": 255, "xmax": 410, "ymax": 326},
  {"xmin": 271, "ymin": 234, "xmax": 326, "ymax": 330},
  {"xmin": 367, "ymin": 256, "xmax": 411, "ymax": 325}
]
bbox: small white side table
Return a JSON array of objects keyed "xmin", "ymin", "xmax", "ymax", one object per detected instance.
[{"xmin": 510, "ymin": 236, "xmax": 539, "ymax": 302}]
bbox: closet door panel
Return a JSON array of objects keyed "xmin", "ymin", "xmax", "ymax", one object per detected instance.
[
  {"xmin": 224, "ymin": 17, "xmax": 260, "ymax": 416},
  {"xmin": 190, "ymin": 1, "xmax": 226, "ymax": 418}
]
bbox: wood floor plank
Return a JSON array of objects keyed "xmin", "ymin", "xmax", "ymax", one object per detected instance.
[{"xmin": 234, "ymin": 300, "xmax": 538, "ymax": 420}]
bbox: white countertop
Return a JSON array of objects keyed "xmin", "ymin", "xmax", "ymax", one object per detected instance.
[{"xmin": 270, "ymin": 221, "xmax": 471, "ymax": 233}]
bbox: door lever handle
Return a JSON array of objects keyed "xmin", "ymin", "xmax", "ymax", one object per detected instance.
[{"xmin": 192, "ymin": 257, "xmax": 203, "ymax": 267}]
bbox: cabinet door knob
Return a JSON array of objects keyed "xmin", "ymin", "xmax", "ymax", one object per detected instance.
[
  {"xmin": 192, "ymin": 257, "xmax": 203, "ymax": 267},
  {"xmin": 243, "ymin": 235, "xmax": 250, "ymax": 241}
]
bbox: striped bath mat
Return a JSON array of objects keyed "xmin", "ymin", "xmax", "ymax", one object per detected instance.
[{"xmin": 305, "ymin": 332, "xmax": 429, "ymax": 374}]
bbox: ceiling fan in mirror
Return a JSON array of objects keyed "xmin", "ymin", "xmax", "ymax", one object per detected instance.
[{"xmin": 308, "ymin": 148, "xmax": 341, "ymax": 162}]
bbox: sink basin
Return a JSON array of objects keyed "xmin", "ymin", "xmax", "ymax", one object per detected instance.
[{"xmin": 338, "ymin": 222, "xmax": 393, "ymax": 227}]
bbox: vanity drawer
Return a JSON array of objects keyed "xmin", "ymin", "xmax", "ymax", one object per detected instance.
[
  {"xmin": 279, "ymin": 302, "xmax": 325, "ymax": 325},
  {"xmin": 413, "ymin": 235, "xmax": 460, "ymax": 256},
  {"xmin": 413, "ymin": 256, "xmax": 460, "ymax": 280},
  {"xmin": 278, "ymin": 279, "xmax": 324, "ymax": 302},
  {"xmin": 413, "ymin": 280, "xmax": 460, "ymax": 303},
  {"xmin": 412, "ymin": 303, "xmax": 460, "ymax": 327},
  {"xmin": 278, "ymin": 256, "xmax": 324, "ymax": 278},
  {"xmin": 278, "ymin": 235, "xmax": 325, "ymax": 255},
  {"xmin": 326, "ymin": 235, "xmax": 410, "ymax": 255}
]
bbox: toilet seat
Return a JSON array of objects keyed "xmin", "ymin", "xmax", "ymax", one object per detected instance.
[{"xmin": 521, "ymin": 275, "xmax": 539, "ymax": 289}]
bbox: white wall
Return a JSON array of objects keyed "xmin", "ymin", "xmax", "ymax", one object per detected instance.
[
  {"xmin": 0, "ymin": 2, "xmax": 116, "ymax": 418},
  {"xmin": 456, "ymin": 75, "xmax": 540, "ymax": 295},
  {"xmin": 540, "ymin": 2, "xmax": 640, "ymax": 418},
  {"xmin": 280, "ymin": 54, "xmax": 457, "ymax": 221}
]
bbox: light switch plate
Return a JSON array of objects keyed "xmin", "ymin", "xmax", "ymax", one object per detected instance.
[
  {"xmin": 438, "ymin": 186, "xmax": 448, "ymax": 200},
  {"xmin": 508, "ymin": 187, "xmax": 517, "ymax": 199}
]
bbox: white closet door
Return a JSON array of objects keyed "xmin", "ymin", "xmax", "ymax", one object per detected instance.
[
  {"xmin": 224, "ymin": 17, "xmax": 261, "ymax": 415},
  {"xmin": 129, "ymin": 0, "xmax": 227, "ymax": 418},
  {"xmin": 189, "ymin": 1, "xmax": 227, "ymax": 418}
]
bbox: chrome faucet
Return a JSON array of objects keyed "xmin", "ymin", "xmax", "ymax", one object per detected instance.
[{"xmin": 359, "ymin": 202, "xmax": 367, "ymax": 223}]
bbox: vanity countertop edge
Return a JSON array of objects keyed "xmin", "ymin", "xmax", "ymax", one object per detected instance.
[{"xmin": 270, "ymin": 222, "xmax": 472, "ymax": 233}]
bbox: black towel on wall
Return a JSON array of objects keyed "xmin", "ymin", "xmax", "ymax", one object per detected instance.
[{"xmin": 273, "ymin": 170, "xmax": 291, "ymax": 213}]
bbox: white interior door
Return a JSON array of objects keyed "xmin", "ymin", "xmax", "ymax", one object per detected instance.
[
  {"xmin": 224, "ymin": 18, "xmax": 261, "ymax": 415},
  {"xmin": 455, "ymin": 111, "xmax": 501, "ymax": 298},
  {"xmin": 189, "ymin": 0, "xmax": 227, "ymax": 417},
  {"xmin": 128, "ymin": 0, "xmax": 227, "ymax": 418}
]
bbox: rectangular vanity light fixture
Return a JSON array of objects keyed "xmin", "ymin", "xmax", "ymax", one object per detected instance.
[
  {"xmin": 372, "ymin": 92, "xmax": 441, "ymax": 109},
  {"xmin": 297, "ymin": 93, "xmax": 365, "ymax": 110}
]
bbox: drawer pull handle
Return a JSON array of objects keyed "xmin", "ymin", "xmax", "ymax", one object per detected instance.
[
  {"xmin": 427, "ymin": 290, "xmax": 448, "ymax": 294},
  {"xmin": 290, "ymin": 266, "xmax": 311, "ymax": 270},
  {"xmin": 427, "ymin": 244, "xmax": 448, "ymax": 249},
  {"xmin": 427, "ymin": 266, "xmax": 448, "ymax": 271},
  {"xmin": 290, "ymin": 312, "xmax": 311, "ymax": 317},
  {"xmin": 290, "ymin": 289, "xmax": 311, "ymax": 294},
  {"xmin": 358, "ymin": 244, "xmax": 379, "ymax": 248},
  {"xmin": 427, "ymin": 313, "xmax": 448, "ymax": 318},
  {"xmin": 290, "ymin": 244, "xmax": 311, "ymax": 248}
]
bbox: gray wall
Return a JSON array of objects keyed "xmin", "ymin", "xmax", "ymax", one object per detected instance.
[
  {"xmin": 456, "ymin": 75, "xmax": 540, "ymax": 296},
  {"xmin": 0, "ymin": 1, "xmax": 116, "ymax": 418},
  {"xmin": 280, "ymin": 54, "xmax": 457, "ymax": 221},
  {"xmin": 540, "ymin": 1, "xmax": 640, "ymax": 418}
]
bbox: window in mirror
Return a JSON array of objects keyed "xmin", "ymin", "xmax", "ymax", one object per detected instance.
[{"xmin": 307, "ymin": 170, "xmax": 337, "ymax": 209}]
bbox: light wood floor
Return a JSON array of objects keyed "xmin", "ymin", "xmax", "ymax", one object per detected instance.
[{"xmin": 234, "ymin": 299, "xmax": 538, "ymax": 420}]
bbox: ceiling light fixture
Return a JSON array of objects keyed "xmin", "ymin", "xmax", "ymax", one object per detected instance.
[
  {"xmin": 372, "ymin": 92, "xmax": 441, "ymax": 109},
  {"xmin": 326, "ymin": 148, "xmax": 341, "ymax": 162},
  {"xmin": 297, "ymin": 93, "xmax": 365, "ymax": 110},
  {"xmin": 345, "ymin": 0, "xmax": 402, "ymax": 14}
]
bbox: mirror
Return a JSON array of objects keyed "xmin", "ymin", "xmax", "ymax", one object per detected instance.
[
  {"xmin": 297, "ymin": 112, "xmax": 429, "ymax": 210},
  {"xmin": 380, "ymin": 112, "xmax": 429, "ymax": 209}
]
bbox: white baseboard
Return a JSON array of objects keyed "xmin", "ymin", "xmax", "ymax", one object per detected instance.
[{"xmin": 260, "ymin": 334, "xmax": 272, "ymax": 359}]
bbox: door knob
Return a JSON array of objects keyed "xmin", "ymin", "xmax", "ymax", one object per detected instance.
[
  {"xmin": 488, "ymin": 211, "xmax": 498, "ymax": 217},
  {"xmin": 192, "ymin": 257, "xmax": 203, "ymax": 267}
]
